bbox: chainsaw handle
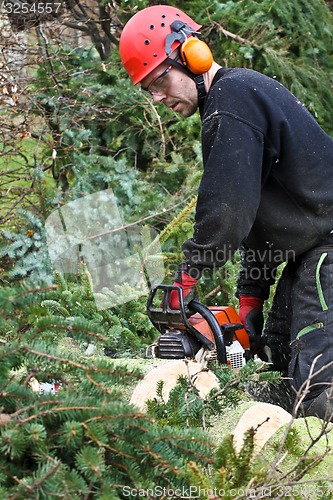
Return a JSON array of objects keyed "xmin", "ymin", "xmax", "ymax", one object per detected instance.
[
  {"xmin": 147, "ymin": 285, "xmax": 215, "ymax": 349},
  {"xmin": 147, "ymin": 284, "xmax": 188, "ymax": 320},
  {"xmin": 188, "ymin": 299, "xmax": 227, "ymax": 365}
]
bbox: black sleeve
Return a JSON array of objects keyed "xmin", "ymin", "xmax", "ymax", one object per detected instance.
[
  {"xmin": 236, "ymin": 246, "xmax": 276, "ymax": 300},
  {"xmin": 182, "ymin": 111, "xmax": 265, "ymax": 271}
]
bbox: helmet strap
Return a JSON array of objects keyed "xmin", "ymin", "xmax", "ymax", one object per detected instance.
[
  {"xmin": 193, "ymin": 74, "xmax": 207, "ymax": 103},
  {"xmin": 165, "ymin": 20, "xmax": 207, "ymax": 104},
  {"xmin": 166, "ymin": 57, "xmax": 207, "ymax": 103}
]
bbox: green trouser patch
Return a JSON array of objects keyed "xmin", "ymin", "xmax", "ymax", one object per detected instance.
[
  {"xmin": 296, "ymin": 322, "xmax": 324, "ymax": 340},
  {"xmin": 316, "ymin": 252, "xmax": 328, "ymax": 311}
]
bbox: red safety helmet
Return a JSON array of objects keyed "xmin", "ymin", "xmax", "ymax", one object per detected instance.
[{"xmin": 119, "ymin": 5, "xmax": 201, "ymax": 85}]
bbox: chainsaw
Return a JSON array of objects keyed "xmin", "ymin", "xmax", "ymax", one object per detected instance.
[{"xmin": 146, "ymin": 284, "xmax": 251, "ymax": 369}]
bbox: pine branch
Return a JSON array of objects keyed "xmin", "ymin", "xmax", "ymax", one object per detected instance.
[
  {"xmin": 13, "ymin": 457, "xmax": 62, "ymax": 494},
  {"xmin": 11, "ymin": 400, "xmax": 59, "ymax": 418},
  {"xmin": 153, "ymin": 436, "xmax": 215, "ymax": 463},
  {"xmin": 81, "ymin": 196, "xmax": 196, "ymax": 243},
  {"xmin": 142, "ymin": 443, "xmax": 182, "ymax": 476},
  {"xmin": 158, "ymin": 196, "xmax": 197, "ymax": 245},
  {"xmin": 22, "ymin": 346, "xmax": 139, "ymax": 379},
  {"xmin": 84, "ymin": 372, "xmax": 115, "ymax": 395},
  {"xmin": 30, "ymin": 320, "xmax": 107, "ymax": 343},
  {"xmin": 209, "ymin": 18, "xmax": 260, "ymax": 49},
  {"xmin": 15, "ymin": 285, "xmax": 57, "ymax": 298}
]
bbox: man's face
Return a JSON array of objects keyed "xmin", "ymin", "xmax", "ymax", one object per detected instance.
[{"xmin": 140, "ymin": 61, "xmax": 198, "ymax": 118}]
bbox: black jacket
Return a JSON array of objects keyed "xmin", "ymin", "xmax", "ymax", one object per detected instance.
[{"xmin": 182, "ymin": 68, "xmax": 333, "ymax": 298}]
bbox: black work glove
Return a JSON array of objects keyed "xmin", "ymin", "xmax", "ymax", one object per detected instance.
[
  {"xmin": 245, "ymin": 308, "xmax": 265, "ymax": 356},
  {"xmin": 239, "ymin": 296, "xmax": 266, "ymax": 357}
]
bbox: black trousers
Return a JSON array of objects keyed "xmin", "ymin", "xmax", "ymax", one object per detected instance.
[{"xmin": 264, "ymin": 245, "xmax": 333, "ymax": 408}]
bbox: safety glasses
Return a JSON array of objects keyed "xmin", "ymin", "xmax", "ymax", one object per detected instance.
[{"xmin": 141, "ymin": 64, "xmax": 173, "ymax": 95}]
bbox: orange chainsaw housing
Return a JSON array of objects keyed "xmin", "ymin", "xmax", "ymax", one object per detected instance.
[{"xmin": 188, "ymin": 306, "xmax": 250, "ymax": 349}]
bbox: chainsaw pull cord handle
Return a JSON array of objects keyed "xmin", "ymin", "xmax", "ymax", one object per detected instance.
[{"xmin": 188, "ymin": 299, "xmax": 227, "ymax": 365}]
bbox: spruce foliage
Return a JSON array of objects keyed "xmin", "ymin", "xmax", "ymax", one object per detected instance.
[
  {"xmin": 0, "ymin": 267, "xmax": 215, "ymax": 498},
  {"xmin": 146, "ymin": 360, "xmax": 283, "ymax": 430},
  {"xmin": 39, "ymin": 266, "xmax": 157, "ymax": 356},
  {"xmin": 196, "ymin": 0, "xmax": 333, "ymax": 134},
  {"xmin": 0, "ymin": 210, "xmax": 52, "ymax": 285},
  {"xmin": 0, "ymin": 339, "xmax": 214, "ymax": 498}
]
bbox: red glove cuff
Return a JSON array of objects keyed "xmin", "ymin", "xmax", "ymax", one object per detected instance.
[
  {"xmin": 239, "ymin": 296, "xmax": 264, "ymax": 326},
  {"xmin": 174, "ymin": 276, "xmax": 198, "ymax": 288},
  {"xmin": 239, "ymin": 296, "xmax": 264, "ymax": 311}
]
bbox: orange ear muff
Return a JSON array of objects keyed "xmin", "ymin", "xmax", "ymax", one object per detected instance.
[{"xmin": 180, "ymin": 37, "xmax": 213, "ymax": 75}]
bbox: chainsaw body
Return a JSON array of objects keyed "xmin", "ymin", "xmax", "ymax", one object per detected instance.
[{"xmin": 147, "ymin": 285, "xmax": 251, "ymax": 369}]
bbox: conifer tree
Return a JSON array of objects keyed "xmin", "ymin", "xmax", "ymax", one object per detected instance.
[{"xmin": 0, "ymin": 270, "xmax": 214, "ymax": 498}]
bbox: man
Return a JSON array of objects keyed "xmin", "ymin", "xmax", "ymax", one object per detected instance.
[{"xmin": 120, "ymin": 5, "xmax": 333, "ymax": 420}]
